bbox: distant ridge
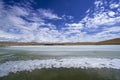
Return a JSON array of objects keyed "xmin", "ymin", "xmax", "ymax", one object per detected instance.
[
  {"xmin": 96, "ymin": 38, "xmax": 120, "ymax": 45},
  {"xmin": 0, "ymin": 38, "xmax": 120, "ymax": 46}
]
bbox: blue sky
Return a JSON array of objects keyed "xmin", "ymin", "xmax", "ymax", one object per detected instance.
[{"xmin": 0, "ymin": 0, "xmax": 120, "ymax": 42}]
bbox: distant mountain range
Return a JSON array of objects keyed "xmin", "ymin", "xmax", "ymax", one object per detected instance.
[{"xmin": 0, "ymin": 38, "xmax": 120, "ymax": 46}]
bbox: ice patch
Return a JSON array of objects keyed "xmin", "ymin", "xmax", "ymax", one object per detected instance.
[{"xmin": 0, "ymin": 58, "xmax": 120, "ymax": 77}]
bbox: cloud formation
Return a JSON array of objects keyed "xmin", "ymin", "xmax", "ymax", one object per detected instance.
[
  {"xmin": 0, "ymin": 1, "xmax": 62, "ymax": 42},
  {"xmin": 66, "ymin": 0, "xmax": 120, "ymax": 41},
  {"xmin": 0, "ymin": 0, "xmax": 120, "ymax": 42}
]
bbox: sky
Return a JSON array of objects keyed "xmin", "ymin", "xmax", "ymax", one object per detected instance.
[{"xmin": 0, "ymin": 0, "xmax": 120, "ymax": 42}]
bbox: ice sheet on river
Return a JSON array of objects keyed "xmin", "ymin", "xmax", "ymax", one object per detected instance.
[{"xmin": 0, "ymin": 58, "xmax": 120, "ymax": 77}]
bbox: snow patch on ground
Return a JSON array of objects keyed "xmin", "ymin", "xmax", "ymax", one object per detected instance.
[{"xmin": 0, "ymin": 58, "xmax": 120, "ymax": 77}]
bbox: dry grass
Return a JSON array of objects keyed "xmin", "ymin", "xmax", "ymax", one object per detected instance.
[{"xmin": 0, "ymin": 38, "xmax": 120, "ymax": 46}]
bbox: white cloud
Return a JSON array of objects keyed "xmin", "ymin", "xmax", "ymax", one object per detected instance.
[
  {"xmin": 63, "ymin": 0, "xmax": 120, "ymax": 42},
  {"xmin": 110, "ymin": 3, "xmax": 119, "ymax": 9},
  {"xmin": 0, "ymin": 0, "xmax": 120, "ymax": 42},
  {"xmin": 65, "ymin": 23, "xmax": 83, "ymax": 28},
  {"xmin": 108, "ymin": 11, "xmax": 115, "ymax": 17},
  {"xmin": 67, "ymin": 16, "xmax": 74, "ymax": 19},
  {"xmin": 94, "ymin": 0, "xmax": 103, "ymax": 8},
  {"xmin": 85, "ymin": 12, "xmax": 120, "ymax": 27},
  {"xmin": 103, "ymin": 26, "xmax": 120, "ymax": 33},
  {"xmin": 67, "ymin": 12, "xmax": 119, "ymax": 29},
  {"xmin": 38, "ymin": 9, "xmax": 62, "ymax": 19},
  {"xmin": 10, "ymin": 6, "xmax": 29, "ymax": 16},
  {"xmin": 66, "ymin": 0, "xmax": 120, "ymax": 28},
  {"xmin": 0, "ymin": 1, "xmax": 62, "ymax": 42}
]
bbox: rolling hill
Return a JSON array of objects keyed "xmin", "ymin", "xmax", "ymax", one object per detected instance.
[{"xmin": 0, "ymin": 38, "xmax": 120, "ymax": 46}]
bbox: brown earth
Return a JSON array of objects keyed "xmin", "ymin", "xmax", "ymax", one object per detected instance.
[{"xmin": 0, "ymin": 38, "xmax": 120, "ymax": 46}]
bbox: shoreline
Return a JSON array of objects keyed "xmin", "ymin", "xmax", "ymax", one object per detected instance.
[{"xmin": 0, "ymin": 38, "xmax": 120, "ymax": 46}]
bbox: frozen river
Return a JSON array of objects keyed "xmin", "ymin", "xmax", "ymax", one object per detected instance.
[{"xmin": 0, "ymin": 45, "xmax": 120, "ymax": 78}]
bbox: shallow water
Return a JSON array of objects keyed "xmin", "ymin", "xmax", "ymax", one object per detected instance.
[{"xmin": 0, "ymin": 45, "xmax": 120, "ymax": 80}]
